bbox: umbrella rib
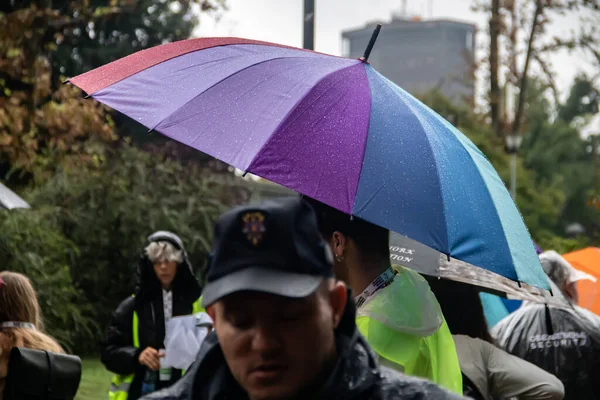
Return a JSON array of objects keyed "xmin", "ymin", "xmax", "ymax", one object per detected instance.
[
  {"xmin": 245, "ymin": 63, "xmax": 365, "ymax": 213},
  {"xmin": 353, "ymin": 177, "xmax": 393, "ymax": 215},
  {"xmin": 149, "ymin": 55, "xmax": 349, "ymax": 134},
  {"xmin": 365, "ymin": 70, "xmax": 451, "ymax": 253},
  {"xmin": 69, "ymin": 39, "xmax": 341, "ymax": 95},
  {"xmin": 276, "ymin": 96, "xmax": 353, "ymax": 200},
  {"xmin": 380, "ymin": 72, "xmax": 517, "ymax": 279},
  {"xmin": 223, "ymin": 67, "xmax": 309, "ymax": 164}
]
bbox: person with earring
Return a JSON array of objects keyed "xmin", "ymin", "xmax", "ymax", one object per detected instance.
[
  {"xmin": 141, "ymin": 198, "xmax": 466, "ymax": 400},
  {"xmin": 305, "ymin": 197, "xmax": 463, "ymax": 395}
]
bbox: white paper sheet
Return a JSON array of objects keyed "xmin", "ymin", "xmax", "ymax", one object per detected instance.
[{"xmin": 163, "ymin": 312, "xmax": 213, "ymax": 370}]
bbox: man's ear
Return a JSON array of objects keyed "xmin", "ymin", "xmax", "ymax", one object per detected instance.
[
  {"xmin": 329, "ymin": 281, "xmax": 348, "ymax": 328},
  {"xmin": 206, "ymin": 305, "xmax": 216, "ymax": 322},
  {"xmin": 331, "ymin": 231, "xmax": 347, "ymax": 259}
]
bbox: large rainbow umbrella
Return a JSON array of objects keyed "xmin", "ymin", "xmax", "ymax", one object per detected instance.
[{"xmin": 67, "ymin": 32, "xmax": 549, "ymax": 291}]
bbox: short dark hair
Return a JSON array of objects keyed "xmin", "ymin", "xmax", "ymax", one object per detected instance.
[
  {"xmin": 425, "ymin": 277, "xmax": 494, "ymax": 344},
  {"xmin": 303, "ymin": 197, "xmax": 390, "ymax": 260}
]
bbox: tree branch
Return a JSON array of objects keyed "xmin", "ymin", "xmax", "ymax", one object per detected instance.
[
  {"xmin": 507, "ymin": 0, "xmax": 519, "ymax": 80},
  {"xmin": 581, "ymin": 41, "xmax": 600, "ymax": 65},
  {"xmin": 513, "ymin": 0, "xmax": 544, "ymax": 135},
  {"xmin": 490, "ymin": 0, "xmax": 501, "ymax": 136},
  {"xmin": 536, "ymin": 33, "xmax": 597, "ymax": 54},
  {"xmin": 532, "ymin": 52, "xmax": 559, "ymax": 104}
]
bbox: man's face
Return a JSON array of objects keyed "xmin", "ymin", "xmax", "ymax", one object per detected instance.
[
  {"xmin": 153, "ymin": 260, "xmax": 178, "ymax": 289},
  {"xmin": 208, "ymin": 282, "xmax": 347, "ymax": 400}
]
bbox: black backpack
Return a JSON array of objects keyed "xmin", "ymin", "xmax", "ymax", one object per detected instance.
[{"xmin": 4, "ymin": 347, "xmax": 82, "ymax": 400}]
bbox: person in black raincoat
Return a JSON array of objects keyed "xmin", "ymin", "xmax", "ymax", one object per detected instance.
[
  {"xmin": 493, "ymin": 250, "xmax": 600, "ymax": 400},
  {"xmin": 142, "ymin": 199, "xmax": 465, "ymax": 400},
  {"xmin": 102, "ymin": 231, "xmax": 203, "ymax": 400}
]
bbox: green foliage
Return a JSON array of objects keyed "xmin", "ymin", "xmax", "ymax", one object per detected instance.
[
  {"xmin": 0, "ymin": 1, "xmax": 227, "ymax": 183},
  {"xmin": 521, "ymin": 79, "xmax": 600, "ymax": 236},
  {"xmin": 0, "ymin": 0, "xmax": 231, "ymax": 356},
  {"xmin": 48, "ymin": 0, "xmax": 226, "ymax": 79},
  {"xmin": 535, "ymin": 234, "xmax": 591, "ymax": 256},
  {"xmin": 0, "ymin": 207, "xmax": 93, "ymax": 351},
  {"xmin": 0, "ymin": 6, "xmax": 118, "ymax": 181},
  {"xmin": 21, "ymin": 145, "xmax": 249, "ymax": 354},
  {"xmin": 47, "ymin": 0, "xmax": 227, "ymax": 149},
  {"xmin": 559, "ymin": 76, "xmax": 599, "ymax": 124}
]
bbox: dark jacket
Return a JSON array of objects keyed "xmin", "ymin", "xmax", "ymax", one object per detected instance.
[
  {"xmin": 102, "ymin": 231, "xmax": 203, "ymax": 400},
  {"xmin": 141, "ymin": 293, "xmax": 466, "ymax": 400}
]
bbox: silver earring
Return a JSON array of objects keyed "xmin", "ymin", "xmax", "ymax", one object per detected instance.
[{"xmin": 335, "ymin": 254, "xmax": 344, "ymax": 262}]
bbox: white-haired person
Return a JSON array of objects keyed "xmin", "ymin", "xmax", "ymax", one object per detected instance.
[
  {"xmin": 494, "ymin": 250, "xmax": 600, "ymax": 399},
  {"xmin": 102, "ymin": 231, "xmax": 203, "ymax": 400}
]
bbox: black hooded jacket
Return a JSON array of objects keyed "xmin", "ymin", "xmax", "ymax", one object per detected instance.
[
  {"xmin": 102, "ymin": 231, "xmax": 203, "ymax": 400},
  {"xmin": 140, "ymin": 293, "xmax": 466, "ymax": 400}
]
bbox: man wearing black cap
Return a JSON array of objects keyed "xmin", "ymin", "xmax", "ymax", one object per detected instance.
[{"xmin": 142, "ymin": 198, "xmax": 465, "ymax": 400}]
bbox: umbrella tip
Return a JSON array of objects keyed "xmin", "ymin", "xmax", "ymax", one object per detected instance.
[
  {"xmin": 242, "ymin": 171, "xmax": 248, "ymax": 178},
  {"xmin": 359, "ymin": 24, "xmax": 382, "ymax": 63},
  {"xmin": 62, "ymin": 79, "xmax": 70, "ymax": 84},
  {"xmin": 147, "ymin": 128, "xmax": 154, "ymax": 134}
]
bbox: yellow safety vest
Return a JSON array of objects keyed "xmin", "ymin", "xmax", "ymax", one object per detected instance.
[
  {"xmin": 356, "ymin": 267, "xmax": 463, "ymax": 395},
  {"xmin": 108, "ymin": 297, "xmax": 204, "ymax": 400}
]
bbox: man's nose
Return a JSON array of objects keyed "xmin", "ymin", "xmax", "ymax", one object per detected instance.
[{"xmin": 252, "ymin": 323, "xmax": 283, "ymax": 353}]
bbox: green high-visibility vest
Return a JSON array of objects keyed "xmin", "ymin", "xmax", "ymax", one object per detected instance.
[
  {"xmin": 108, "ymin": 297, "xmax": 204, "ymax": 400},
  {"xmin": 356, "ymin": 267, "xmax": 463, "ymax": 395}
]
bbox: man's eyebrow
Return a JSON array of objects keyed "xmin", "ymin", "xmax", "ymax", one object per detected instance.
[
  {"xmin": 276, "ymin": 296, "xmax": 315, "ymax": 308},
  {"xmin": 220, "ymin": 300, "xmax": 250, "ymax": 313}
]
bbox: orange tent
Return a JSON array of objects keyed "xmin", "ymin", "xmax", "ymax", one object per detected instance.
[{"xmin": 563, "ymin": 247, "xmax": 600, "ymax": 315}]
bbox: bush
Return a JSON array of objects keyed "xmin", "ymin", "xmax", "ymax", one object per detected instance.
[
  {"xmin": 0, "ymin": 208, "xmax": 91, "ymax": 351},
  {"xmin": 22, "ymin": 144, "xmax": 250, "ymax": 354}
]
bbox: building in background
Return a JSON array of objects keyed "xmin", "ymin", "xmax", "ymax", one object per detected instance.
[{"xmin": 342, "ymin": 14, "xmax": 476, "ymax": 104}]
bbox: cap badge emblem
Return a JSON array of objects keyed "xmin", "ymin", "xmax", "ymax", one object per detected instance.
[{"xmin": 242, "ymin": 212, "xmax": 266, "ymax": 246}]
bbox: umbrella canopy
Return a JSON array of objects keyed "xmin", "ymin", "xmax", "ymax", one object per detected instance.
[
  {"xmin": 0, "ymin": 182, "xmax": 30, "ymax": 210},
  {"xmin": 563, "ymin": 247, "xmax": 600, "ymax": 315},
  {"xmin": 67, "ymin": 36, "xmax": 548, "ymax": 291}
]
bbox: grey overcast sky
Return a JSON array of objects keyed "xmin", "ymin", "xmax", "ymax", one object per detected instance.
[{"xmin": 195, "ymin": 0, "xmax": 596, "ymax": 102}]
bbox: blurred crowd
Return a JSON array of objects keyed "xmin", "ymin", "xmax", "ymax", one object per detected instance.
[{"xmin": 0, "ymin": 196, "xmax": 598, "ymax": 400}]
